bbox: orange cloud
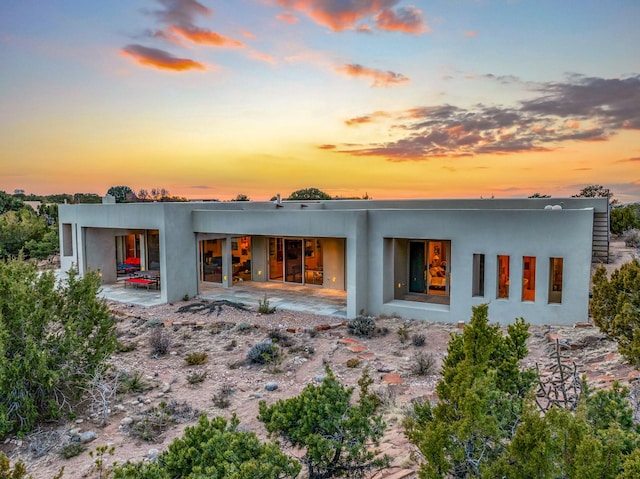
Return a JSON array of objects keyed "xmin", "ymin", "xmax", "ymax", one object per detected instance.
[
  {"xmin": 276, "ymin": 0, "xmax": 426, "ymax": 34},
  {"xmin": 376, "ymin": 6, "xmax": 429, "ymax": 33},
  {"xmin": 335, "ymin": 63, "xmax": 409, "ymax": 87},
  {"xmin": 465, "ymin": 30, "xmax": 479, "ymax": 37},
  {"xmin": 169, "ymin": 26, "xmax": 244, "ymax": 47},
  {"xmin": 277, "ymin": 12, "xmax": 299, "ymax": 24},
  {"xmin": 318, "ymin": 144, "xmax": 336, "ymax": 149},
  {"xmin": 345, "ymin": 111, "xmax": 390, "ymax": 126},
  {"xmin": 121, "ymin": 44, "xmax": 205, "ymax": 71}
]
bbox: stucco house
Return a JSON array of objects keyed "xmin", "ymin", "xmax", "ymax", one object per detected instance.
[{"xmin": 58, "ymin": 197, "xmax": 608, "ymax": 325}]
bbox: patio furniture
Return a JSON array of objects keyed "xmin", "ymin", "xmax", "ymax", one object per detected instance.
[{"xmin": 124, "ymin": 277, "xmax": 158, "ymax": 290}]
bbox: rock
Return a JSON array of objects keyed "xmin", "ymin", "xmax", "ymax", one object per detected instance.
[
  {"xmin": 315, "ymin": 374, "xmax": 325, "ymax": 383},
  {"xmin": 80, "ymin": 431, "xmax": 98, "ymax": 444},
  {"xmin": 265, "ymin": 381, "xmax": 278, "ymax": 391},
  {"xmin": 75, "ymin": 418, "xmax": 84, "ymax": 424},
  {"xmin": 157, "ymin": 392, "xmax": 165, "ymax": 398},
  {"xmin": 147, "ymin": 449, "xmax": 160, "ymax": 461},
  {"xmin": 162, "ymin": 382, "xmax": 171, "ymax": 393},
  {"xmin": 120, "ymin": 417, "xmax": 134, "ymax": 426},
  {"xmin": 115, "ymin": 404, "xmax": 126, "ymax": 412}
]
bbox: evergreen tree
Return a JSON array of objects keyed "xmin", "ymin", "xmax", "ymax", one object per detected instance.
[
  {"xmin": 404, "ymin": 304, "xmax": 535, "ymax": 478},
  {"xmin": 259, "ymin": 367, "xmax": 390, "ymax": 478}
]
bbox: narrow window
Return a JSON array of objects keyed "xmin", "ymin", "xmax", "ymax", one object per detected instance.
[
  {"xmin": 497, "ymin": 255, "xmax": 510, "ymax": 299},
  {"xmin": 62, "ymin": 223, "xmax": 73, "ymax": 256},
  {"xmin": 522, "ymin": 256, "xmax": 536, "ymax": 302},
  {"xmin": 472, "ymin": 254, "xmax": 485, "ymax": 297},
  {"xmin": 549, "ymin": 257, "xmax": 563, "ymax": 303}
]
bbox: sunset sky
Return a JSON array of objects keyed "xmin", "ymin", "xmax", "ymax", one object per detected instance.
[{"xmin": 1, "ymin": 0, "xmax": 639, "ymax": 202}]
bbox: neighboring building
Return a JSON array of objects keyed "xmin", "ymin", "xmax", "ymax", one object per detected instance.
[{"xmin": 58, "ymin": 197, "xmax": 608, "ymax": 325}]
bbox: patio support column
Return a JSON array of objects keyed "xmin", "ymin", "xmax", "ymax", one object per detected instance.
[
  {"xmin": 222, "ymin": 237, "xmax": 233, "ymax": 288},
  {"xmin": 345, "ymin": 211, "xmax": 368, "ymax": 319}
]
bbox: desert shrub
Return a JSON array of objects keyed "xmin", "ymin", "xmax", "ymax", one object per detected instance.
[
  {"xmin": 235, "ymin": 322, "xmax": 252, "ymax": 332},
  {"xmin": 623, "ymin": 228, "xmax": 640, "ymax": 247},
  {"xmin": 116, "ymin": 341, "xmax": 137, "ymax": 353},
  {"xmin": 130, "ymin": 401, "xmax": 197, "ymax": 443},
  {"xmin": 410, "ymin": 351, "xmax": 436, "ymax": 376},
  {"xmin": 185, "ymin": 352, "xmax": 208, "ymax": 365},
  {"xmin": 59, "ymin": 441, "xmax": 85, "ymax": 459},
  {"xmin": 224, "ymin": 339, "xmax": 237, "ymax": 351},
  {"xmin": 118, "ymin": 370, "xmax": 149, "ymax": 394},
  {"xmin": 258, "ymin": 294, "xmax": 276, "ymax": 314},
  {"xmin": 268, "ymin": 329, "xmax": 294, "ymax": 347},
  {"xmin": 0, "ymin": 261, "xmax": 116, "ymax": 437},
  {"xmin": 397, "ymin": 324, "xmax": 410, "ymax": 343},
  {"xmin": 212, "ymin": 384, "xmax": 234, "ymax": 409},
  {"xmin": 148, "ymin": 327, "xmax": 171, "ymax": 356},
  {"xmin": 591, "ymin": 259, "xmax": 640, "ymax": 364},
  {"xmin": 412, "ymin": 333, "xmax": 426, "ymax": 347},
  {"xmin": 247, "ymin": 341, "xmax": 281, "ymax": 365},
  {"xmin": 112, "ymin": 414, "xmax": 300, "ymax": 479},
  {"xmin": 348, "ymin": 315, "xmax": 376, "ymax": 337},
  {"xmin": 259, "ymin": 367, "xmax": 390, "ymax": 479},
  {"xmin": 346, "ymin": 357, "xmax": 361, "ymax": 368},
  {"xmin": 186, "ymin": 371, "xmax": 207, "ymax": 385}
]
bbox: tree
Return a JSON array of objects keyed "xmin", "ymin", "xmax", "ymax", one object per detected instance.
[
  {"xmin": 231, "ymin": 193, "xmax": 250, "ymax": 201},
  {"xmin": 610, "ymin": 204, "xmax": 640, "ymax": 235},
  {"xmin": 528, "ymin": 193, "xmax": 551, "ymax": 198},
  {"xmin": 0, "ymin": 260, "xmax": 117, "ymax": 436},
  {"xmin": 286, "ymin": 188, "xmax": 332, "ymax": 201},
  {"xmin": 72, "ymin": 193, "xmax": 101, "ymax": 204},
  {"xmin": 258, "ymin": 367, "xmax": 390, "ymax": 479},
  {"xmin": 591, "ymin": 258, "xmax": 640, "ymax": 365},
  {"xmin": 113, "ymin": 414, "xmax": 300, "ymax": 479},
  {"xmin": 404, "ymin": 304, "xmax": 535, "ymax": 478},
  {"xmin": 106, "ymin": 185, "xmax": 134, "ymax": 203},
  {"xmin": 573, "ymin": 184, "xmax": 617, "ymax": 204},
  {"xmin": 0, "ymin": 191, "xmax": 23, "ymax": 215},
  {"xmin": 0, "ymin": 207, "xmax": 58, "ymax": 260}
]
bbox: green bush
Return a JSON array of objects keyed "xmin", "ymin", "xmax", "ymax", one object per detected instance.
[
  {"xmin": 0, "ymin": 260, "xmax": 116, "ymax": 437},
  {"xmin": 348, "ymin": 315, "xmax": 376, "ymax": 337},
  {"xmin": 246, "ymin": 341, "xmax": 281, "ymax": 365},
  {"xmin": 185, "ymin": 352, "xmax": 208, "ymax": 365},
  {"xmin": 259, "ymin": 367, "xmax": 391, "ymax": 479},
  {"xmin": 113, "ymin": 414, "xmax": 300, "ymax": 479},
  {"xmin": 258, "ymin": 294, "xmax": 276, "ymax": 314},
  {"xmin": 591, "ymin": 258, "xmax": 640, "ymax": 364}
]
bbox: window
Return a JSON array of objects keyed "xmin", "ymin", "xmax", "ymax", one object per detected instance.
[
  {"xmin": 549, "ymin": 257, "xmax": 563, "ymax": 303},
  {"xmin": 522, "ymin": 256, "xmax": 536, "ymax": 302},
  {"xmin": 497, "ymin": 255, "xmax": 510, "ymax": 299},
  {"xmin": 472, "ymin": 254, "xmax": 485, "ymax": 297},
  {"xmin": 62, "ymin": 223, "xmax": 73, "ymax": 256}
]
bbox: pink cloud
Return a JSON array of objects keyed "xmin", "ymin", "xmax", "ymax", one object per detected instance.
[
  {"xmin": 121, "ymin": 44, "xmax": 205, "ymax": 71},
  {"xmin": 277, "ymin": 11, "xmax": 299, "ymax": 24},
  {"xmin": 169, "ymin": 26, "xmax": 244, "ymax": 47},
  {"xmin": 335, "ymin": 63, "xmax": 409, "ymax": 87},
  {"xmin": 248, "ymin": 49, "xmax": 277, "ymax": 64},
  {"xmin": 276, "ymin": 0, "xmax": 426, "ymax": 33},
  {"xmin": 376, "ymin": 6, "xmax": 429, "ymax": 34},
  {"xmin": 465, "ymin": 30, "xmax": 479, "ymax": 38}
]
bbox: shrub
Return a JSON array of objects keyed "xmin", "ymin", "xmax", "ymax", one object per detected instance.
[
  {"xmin": 259, "ymin": 367, "xmax": 391, "ymax": 479},
  {"xmin": 258, "ymin": 294, "xmax": 277, "ymax": 314},
  {"xmin": 59, "ymin": 442, "xmax": 86, "ymax": 459},
  {"xmin": 186, "ymin": 371, "xmax": 207, "ymax": 385},
  {"xmin": 224, "ymin": 339, "xmax": 237, "ymax": 351},
  {"xmin": 149, "ymin": 327, "xmax": 171, "ymax": 356},
  {"xmin": 346, "ymin": 357, "xmax": 361, "ymax": 368},
  {"xmin": 130, "ymin": 401, "xmax": 197, "ymax": 443},
  {"xmin": 0, "ymin": 261, "xmax": 116, "ymax": 437},
  {"xmin": 185, "ymin": 352, "xmax": 208, "ymax": 365},
  {"xmin": 212, "ymin": 384, "xmax": 234, "ymax": 409},
  {"xmin": 591, "ymin": 258, "xmax": 640, "ymax": 364},
  {"xmin": 411, "ymin": 333, "xmax": 426, "ymax": 347},
  {"xmin": 410, "ymin": 351, "xmax": 436, "ymax": 376},
  {"xmin": 348, "ymin": 315, "xmax": 376, "ymax": 337},
  {"xmin": 116, "ymin": 341, "xmax": 137, "ymax": 353},
  {"xmin": 247, "ymin": 341, "xmax": 281, "ymax": 365},
  {"xmin": 118, "ymin": 370, "xmax": 149, "ymax": 394},
  {"xmin": 623, "ymin": 228, "xmax": 640, "ymax": 247},
  {"xmin": 268, "ymin": 329, "xmax": 294, "ymax": 347},
  {"xmin": 397, "ymin": 324, "xmax": 410, "ymax": 343},
  {"xmin": 112, "ymin": 414, "xmax": 301, "ymax": 479}
]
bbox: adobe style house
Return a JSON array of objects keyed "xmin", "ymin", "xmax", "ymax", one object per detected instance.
[{"xmin": 58, "ymin": 197, "xmax": 609, "ymax": 325}]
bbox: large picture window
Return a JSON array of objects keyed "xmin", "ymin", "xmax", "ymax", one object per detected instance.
[
  {"xmin": 472, "ymin": 254, "xmax": 485, "ymax": 297},
  {"xmin": 408, "ymin": 239, "xmax": 450, "ymax": 302}
]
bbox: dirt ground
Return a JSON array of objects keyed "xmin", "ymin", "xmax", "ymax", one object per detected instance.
[{"xmin": 4, "ymin": 240, "xmax": 639, "ymax": 479}]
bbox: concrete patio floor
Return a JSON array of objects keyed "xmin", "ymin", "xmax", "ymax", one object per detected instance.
[{"xmin": 96, "ymin": 278, "xmax": 347, "ymax": 318}]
